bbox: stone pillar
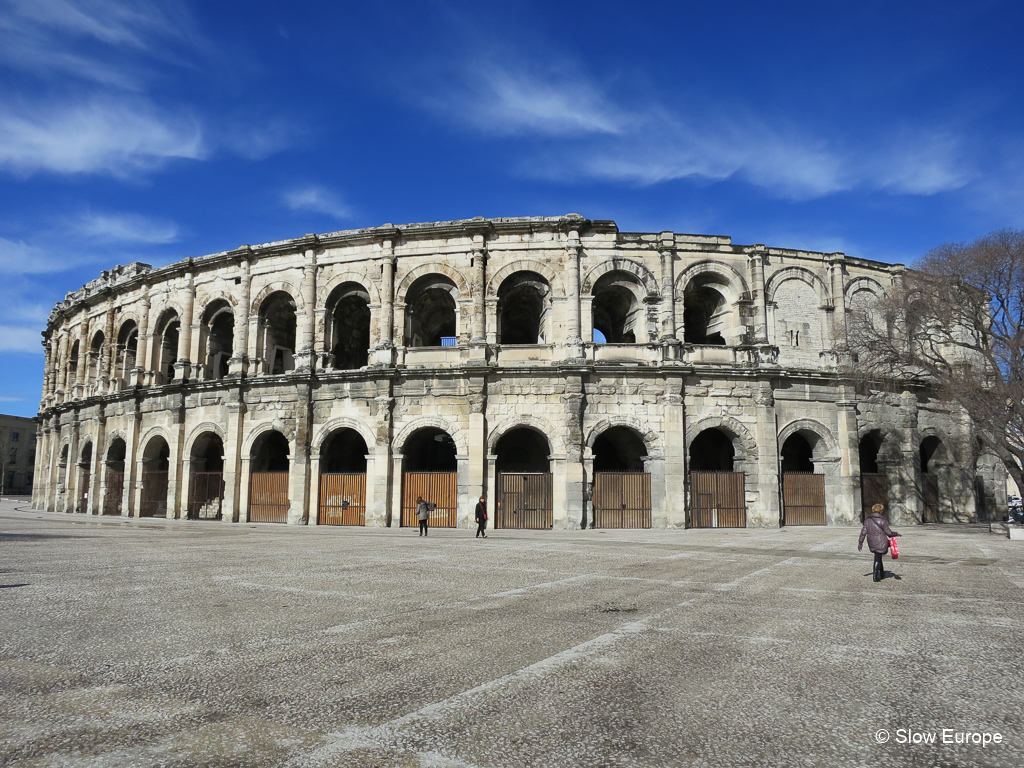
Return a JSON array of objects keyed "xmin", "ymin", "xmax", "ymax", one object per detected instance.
[
  {"xmin": 36, "ymin": 423, "xmax": 52, "ymax": 510},
  {"xmin": 896, "ymin": 389, "xmax": 920, "ymax": 526},
  {"xmin": 229, "ymin": 255, "xmax": 251, "ymax": 377},
  {"xmin": 89, "ymin": 411, "xmax": 105, "ymax": 515},
  {"xmin": 123, "ymin": 407, "xmax": 140, "ymax": 517},
  {"xmin": 73, "ymin": 318, "xmax": 90, "ymax": 400},
  {"xmin": 747, "ymin": 246, "xmax": 769, "ymax": 344},
  {"xmin": 389, "ymin": 452, "xmax": 404, "ymax": 527},
  {"xmin": 222, "ymin": 398, "xmax": 245, "ymax": 523},
  {"xmin": 564, "ymin": 230, "xmax": 585, "ymax": 359},
  {"xmin": 308, "ymin": 452, "xmax": 321, "ymax": 526},
  {"xmin": 56, "ymin": 333, "xmax": 70, "ymax": 402},
  {"xmin": 131, "ymin": 288, "xmax": 151, "ymax": 387},
  {"xmin": 659, "ymin": 232, "xmax": 678, "ymax": 341},
  {"xmin": 835, "ymin": 385, "xmax": 861, "ymax": 524},
  {"xmin": 661, "ymin": 376, "xmax": 687, "ymax": 527},
  {"xmin": 288, "ymin": 382, "xmax": 313, "ymax": 524},
  {"xmin": 41, "ymin": 341, "xmax": 53, "ymax": 410},
  {"xmin": 561, "ymin": 372, "xmax": 586, "ymax": 529},
  {"xmin": 751, "ymin": 381, "xmax": 780, "ymax": 527},
  {"xmin": 238, "ymin": 454, "xmax": 251, "ymax": 523},
  {"xmin": 99, "ymin": 300, "xmax": 115, "ymax": 394},
  {"xmin": 828, "ymin": 253, "xmax": 847, "ymax": 346},
  {"xmin": 467, "ymin": 378, "xmax": 486, "ymax": 523},
  {"xmin": 581, "ymin": 449, "xmax": 595, "ymax": 529},
  {"xmin": 371, "ymin": 389, "xmax": 394, "ymax": 527},
  {"xmin": 168, "ymin": 395, "xmax": 186, "ymax": 519},
  {"xmin": 470, "ymin": 239, "xmax": 488, "ymax": 361},
  {"xmin": 65, "ymin": 415, "xmax": 80, "ymax": 513},
  {"xmin": 372, "ymin": 240, "xmax": 395, "ymax": 366},
  {"xmin": 295, "ymin": 242, "xmax": 318, "ymax": 371},
  {"xmin": 486, "ymin": 454, "xmax": 497, "ymax": 529},
  {"xmin": 175, "ymin": 269, "xmax": 195, "ymax": 382}
]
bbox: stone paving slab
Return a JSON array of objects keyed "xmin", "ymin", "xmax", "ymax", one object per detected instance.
[{"xmin": 1, "ymin": 500, "xmax": 1022, "ymax": 767}]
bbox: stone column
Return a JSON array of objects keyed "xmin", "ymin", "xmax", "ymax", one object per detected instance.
[
  {"xmin": 295, "ymin": 242, "xmax": 318, "ymax": 371},
  {"xmin": 835, "ymin": 384, "xmax": 861, "ymax": 524},
  {"xmin": 238, "ymin": 454, "xmax": 252, "ymax": 523},
  {"xmin": 828, "ymin": 253, "xmax": 847, "ymax": 346},
  {"xmin": 564, "ymin": 229, "xmax": 584, "ymax": 359},
  {"xmin": 35, "ymin": 423, "xmax": 52, "ymax": 510},
  {"xmin": 89, "ymin": 411, "xmax": 105, "ymax": 515},
  {"xmin": 486, "ymin": 454, "xmax": 497, "ymax": 528},
  {"xmin": 896, "ymin": 389, "xmax": 920, "ymax": 526},
  {"xmin": 371, "ymin": 389, "xmax": 394, "ymax": 527},
  {"xmin": 581, "ymin": 449, "xmax": 595, "ymax": 529},
  {"xmin": 74, "ymin": 318, "xmax": 90, "ymax": 400},
  {"xmin": 65, "ymin": 416, "xmax": 80, "ymax": 513},
  {"xmin": 99, "ymin": 300, "xmax": 115, "ymax": 394},
  {"xmin": 467, "ymin": 377, "xmax": 486, "ymax": 523},
  {"xmin": 229, "ymin": 255, "xmax": 251, "ymax": 377},
  {"xmin": 222, "ymin": 398, "xmax": 245, "ymax": 523},
  {"xmin": 659, "ymin": 232, "xmax": 677, "ymax": 341},
  {"xmin": 747, "ymin": 246, "xmax": 769, "ymax": 344},
  {"xmin": 175, "ymin": 268, "xmax": 195, "ymax": 382},
  {"xmin": 561, "ymin": 372, "xmax": 586, "ymax": 529},
  {"xmin": 372, "ymin": 239, "xmax": 395, "ymax": 366},
  {"xmin": 661, "ymin": 376, "xmax": 687, "ymax": 528},
  {"xmin": 288, "ymin": 382, "xmax": 313, "ymax": 524},
  {"xmin": 131, "ymin": 288, "xmax": 151, "ymax": 387},
  {"xmin": 389, "ymin": 452, "xmax": 404, "ymax": 527},
  {"xmin": 123, "ymin": 406, "xmax": 140, "ymax": 517},
  {"xmin": 41, "ymin": 341, "xmax": 53, "ymax": 410},
  {"xmin": 751, "ymin": 381, "xmax": 780, "ymax": 527}
]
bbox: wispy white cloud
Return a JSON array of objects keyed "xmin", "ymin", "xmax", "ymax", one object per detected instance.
[
  {"xmin": 0, "ymin": 325, "xmax": 43, "ymax": 354},
  {"xmin": 0, "ymin": 396, "xmax": 24, "ymax": 401},
  {"xmin": 70, "ymin": 211, "xmax": 179, "ymax": 244},
  {"xmin": 284, "ymin": 186, "xmax": 353, "ymax": 220},
  {"xmin": 0, "ymin": 98, "xmax": 204, "ymax": 176}
]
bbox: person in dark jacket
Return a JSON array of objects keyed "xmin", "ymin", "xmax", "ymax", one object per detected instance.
[
  {"xmin": 416, "ymin": 496, "xmax": 430, "ymax": 536},
  {"xmin": 859, "ymin": 503, "xmax": 900, "ymax": 582},
  {"xmin": 475, "ymin": 495, "xmax": 488, "ymax": 538}
]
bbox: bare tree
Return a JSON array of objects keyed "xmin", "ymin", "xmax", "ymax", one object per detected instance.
[{"xmin": 845, "ymin": 229, "xmax": 1024, "ymax": 492}]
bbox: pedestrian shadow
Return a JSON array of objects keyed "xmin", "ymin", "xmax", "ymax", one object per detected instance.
[{"xmin": 863, "ymin": 572, "xmax": 903, "ymax": 580}]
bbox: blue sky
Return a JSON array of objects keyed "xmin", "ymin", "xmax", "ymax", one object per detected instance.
[{"xmin": 1, "ymin": 0, "xmax": 1023, "ymax": 416}]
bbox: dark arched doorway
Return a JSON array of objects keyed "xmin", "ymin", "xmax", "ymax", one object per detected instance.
[
  {"xmin": 592, "ymin": 427, "xmax": 651, "ymax": 529},
  {"xmin": 495, "ymin": 427, "xmax": 552, "ymax": 529},
  {"xmin": 140, "ymin": 436, "xmax": 170, "ymax": 517},
  {"xmin": 326, "ymin": 283, "xmax": 371, "ymax": 369},
  {"xmin": 77, "ymin": 442, "xmax": 93, "ymax": 514},
  {"xmin": 859, "ymin": 431, "xmax": 888, "ymax": 521},
  {"xmin": 319, "ymin": 428, "xmax": 369, "ymax": 525},
  {"xmin": 689, "ymin": 428, "xmax": 745, "ymax": 528},
  {"xmin": 249, "ymin": 431, "xmax": 290, "ymax": 523},
  {"xmin": 780, "ymin": 432, "xmax": 826, "ymax": 525},
  {"xmin": 401, "ymin": 427, "xmax": 458, "ymax": 528},
  {"xmin": 103, "ymin": 438, "xmax": 126, "ymax": 516},
  {"xmin": 920, "ymin": 436, "xmax": 945, "ymax": 523},
  {"xmin": 189, "ymin": 432, "xmax": 225, "ymax": 520}
]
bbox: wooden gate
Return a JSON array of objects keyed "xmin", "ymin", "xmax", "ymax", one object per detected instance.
[
  {"xmin": 189, "ymin": 472, "xmax": 224, "ymax": 520},
  {"xmin": 782, "ymin": 473, "xmax": 826, "ymax": 525},
  {"xmin": 249, "ymin": 472, "xmax": 289, "ymax": 523},
  {"xmin": 922, "ymin": 474, "xmax": 939, "ymax": 523},
  {"xmin": 690, "ymin": 471, "xmax": 746, "ymax": 528},
  {"xmin": 78, "ymin": 470, "xmax": 91, "ymax": 514},
  {"xmin": 319, "ymin": 473, "xmax": 366, "ymax": 525},
  {"xmin": 497, "ymin": 473, "xmax": 553, "ymax": 529},
  {"xmin": 593, "ymin": 472, "xmax": 651, "ymax": 528},
  {"xmin": 402, "ymin": 472, "xmax": 457, "ymax": 527},
  {"xmin": 139, "ymin": 471, "xmax": 169, "ymax": 517},
  {"xmin": 103, "ymin": 471, "xmax": 124, "ymax": 516},
  {"xmin": 861, "ymin": 473, "xmax": 889, "ymax": 520}
]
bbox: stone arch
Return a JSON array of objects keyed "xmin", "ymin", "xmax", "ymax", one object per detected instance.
[
  {"xmin": 777, "ymin": 418, "xmax": 839, "ymax": 459},
  {"xmin": 243, "ymin": 420, "xmax": 296, "ymax": 455},
  {"xmin": 185, "ymin": 422, "xmax": 227, "ymax": 457},
  {"xmin": 765, "ymin": 267, "xmax": 830, "ymax": 308},
  {"xmin": 318, "ymin": 271, "xmax": 380, "ymax": 305},
  {"xmin": 582, "ymin": 258, "xmax": 660, "ymax": 297},
  {"xmin": 104, "ymin": 428, "xmax": 128, "ymax": 446},
  {"xmin": 396, "ymin": 263, "xmax": 470, "ymax": 304},
  {"xmin": 393, "ymin": 416, "xmax": 467, "ymax": 456},
  {"xmin": 686, "ymin": 415, "xmax": 757, "ymax": 461},
  {"xmin": 195, "ymin": 289, "xmax": 238, "ymax": 311},
  {"xmin": 845, "ymin": 277, "xmax": 885, "ymax": 309},
  {"xmin": 138, "ymin": 425, "xmax": 175, "ymax": 456},
  {"xmin": 675, "ymin": 260, "xmax": 750, "ymax": 302},
  {"xmin": 585, "ymin": 417, "xmax": 663, "ymax": 458},
  {"xmin": 312, "ymin": 417, "xmax": 377, "ymax": 457},
  {"xmin": 250, "ymin": 280, "xmax": 301, "ymax": 316},
  {"xmin": 486, "ymin": 260, "xmax": 565, "ymax": 299},
  {"xmin": 487, "ymin": 414, "xmax": 565, "ymax": 456}
]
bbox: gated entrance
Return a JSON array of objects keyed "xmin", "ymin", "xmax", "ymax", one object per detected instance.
[
  {"xmin": 497, "ymin": 473, "xmax": 553, "ymax": 529},
  {"xmin": 782, "ymin": 473, "xmax": 826, "ymax": 525},
  {"xmin": 922, "ymin": 475, "xmax": 939, "ymax": 522},
  {"xmin": 139, "ymin": 471, "xmax": 168, "ymax": 517},
  {"xmin": 78, "ymin": 470, "xmax": 91, "ymax": 514},
  {"xmin": 189, "ymin": 472, "xmax": 224, "ymax": 520},
  {"xmin": 690, "ymin": 471, "xmax": 746, "ymax": 528},
  {"xmin": 861, "ymin": 473, "xmax": 889, "ymax": 520},
  {"xmin": 319, "ymin": 473, "xmax": 366, "ymax": 525},
  {"xmin": 402, "ymin": 472, "xmax": 457, "ymax": 527},
  {"xmin": 249, "ymin": 472, "xmax": 289, "ymax": 522},
  {"xmin": 103, "ymin": 471, "xmax": 124, "ymax": 516},
  {"xmin": 593, "ymin": 472, "xmax": 651, "ymax": 528}
]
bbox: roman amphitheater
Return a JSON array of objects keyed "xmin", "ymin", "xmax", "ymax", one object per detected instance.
[{"xmin": 31, "ymin": 215, "xmax": 1004, "ymax": 530}]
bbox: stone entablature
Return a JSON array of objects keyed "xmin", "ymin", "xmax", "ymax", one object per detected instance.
[{"xmin": 33, "ymin": 215, "xmax": 1002, "ymax": 529}]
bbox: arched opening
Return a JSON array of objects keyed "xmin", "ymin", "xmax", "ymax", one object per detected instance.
[
  {"xmin": 592, "ymin": 426, "xmax": 651, "ymax": 529},
  {"xmin": 88, "ymin": 331, "xmax": 104, "ymax": 391},
  {"xmin": 249, "ymin": 430, "xmax": 290, "ymax": 523},
  {"xmin": 684, "ymin": 276, "xmax": 734, "ymax": 345},
  {"xmin": 189, "ymin": 432, "xmax": 225, "ymax": 520},
  {"xmin": 689, "ymin": 428, "xmax": 745, "ymax": 528},
  {"xmin": 592, "ymin": 272, "xmax": 643, "ymax": 344},
  {"xmin": 781, "ymin": 432, "xmax": 826, "ymax": 525},
  {"xmin": 77, "ymin": 442, "xmax": 93, "ymax": 513},
  {"xmin": 401, "ymin": 427, "xmax": 457, "ymax": 527},
  {"xmin": 326, "ymin": 282, "xmax": 371, "ymax": 369},
  {"xmin": 199, "ymin": 301, "xmax": 233, "ymax": 380},
  {"xmin": 68, "ymin": 340, "xmax": 80, "ymax": 387},
  {"xmin": 497, "ymin": 271, "xmax": 550, "ymax": 345},
  {"xmin": 153, "ymin": 310, "xmax": 180, "ymax": 384},
  {"xmin": 495, "ymin": 427, "xmax": 553, "ymax": 529},
  {"xmin": 115, "ymin": 321, "xmax": 138, "ymax": 390},
  {"xmin": 405, "ymin": 275, "xmax": 457, "ymax": 347},
  {"xmin": 318, "ymin": 428, "xmax": 369, "ymax": 525},
  {"xmin": 859, "ymin": 431, "xmax": 888, "ymax": 521},
  {"xmin": 920, "ymin": 436, "xmax": 953, "ymax": 523},
  {"xmin": 140, "ymin": 436, "xmax": 170, "ymax": 517},
  {"xmin": 257, "ymin": 292, "xmax": 297, "ymax": 375},
  {"xmin": 103, "ymin": 438, "xmax": 126, "ymax": 516}
]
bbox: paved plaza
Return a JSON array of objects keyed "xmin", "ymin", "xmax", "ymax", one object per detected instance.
[{"xmin": 1, "ymin": 498, "xmax": 1022, "ymax": 768}]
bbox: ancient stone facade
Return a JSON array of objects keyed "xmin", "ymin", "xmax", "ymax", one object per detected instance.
[{"xmin": 32, "ymin": 215, "xmax": 1003, "ymax": 528}]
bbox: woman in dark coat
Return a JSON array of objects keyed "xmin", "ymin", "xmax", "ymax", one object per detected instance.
[
  {"xmin": 474, "ymin": 495, "xmax": 488, "ymax": 538},
  {"xmin": 859, "ymin": 503, "xmax": 900, "ymax": 582}
]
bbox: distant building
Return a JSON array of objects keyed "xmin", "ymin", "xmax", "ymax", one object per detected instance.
[{"xmin": 0, "ymin": 414, "xmax": 37, "ymax": 495}]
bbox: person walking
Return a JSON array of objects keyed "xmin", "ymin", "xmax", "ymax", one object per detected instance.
[
  {"xmin": 858, "ymin": 503, "xmax": 900, "ymax": 582},
  {"xmin": 416, "ymin": 496, "xmax": 430, "ymax": 536},
  {"xmin": 475, "ymin": 495, "xmax": 488, "ymax": 538}
]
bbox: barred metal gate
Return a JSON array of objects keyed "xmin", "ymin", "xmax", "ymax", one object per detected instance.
[
  {"xmin": 861, "ymin": 473, "xmax": 889, "ymax": 521},
  {"xmin": 319, "ymin": 473, "xmax": 366, "ymax": 525},
  {"xmin": 782, "ymin": 473, "xmax": 826, "ymax": 525},
  {"xmin": 922, "ymin": 475, "xmax": 939, "ymax": 523},
  {"xmin": 402, "ymin": 472, "xmax": 457, "ymax": 527},
  {"xmin": 690, "ymin": 471, "xmax": 746, "ymax": 528},
  {"xmin": 189, "ymin": 472, "xmax": 224, "ymax": 520},
  {"xmin": 139, "ymin": 471, "xmax": 169, "ymax": 517},
  {"xmin": 78, "ymin": 471, "xmax": 90, "ymax": 514},
  {"xmin": 103, "ymin": 471, "xmax": 124, "ymax": 516},
  {"xmin": 249, "ymin": 472, "xmax": 289, "ymax": 523},
  {"xmin": 497, "ymin": 473, "xmax": 553, "ymax": 529},
  {"xmin": 593, "ymin": 472, "xmax": 651, "ymax": 528}
]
